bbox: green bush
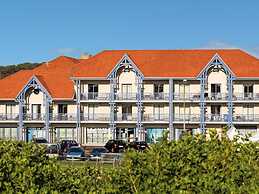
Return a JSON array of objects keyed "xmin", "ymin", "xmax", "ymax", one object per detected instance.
[{"xmin": 0, "ymin": 132, "xmax": 259, "ymax": 193}]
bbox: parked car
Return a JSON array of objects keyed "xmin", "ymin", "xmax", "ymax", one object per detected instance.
[
  {"xmin": 46, "ymin": 144, "xmax": 59, "ymax": 158},
  {"xmin": 89, "ymin": 147, "xmax": 108, "ymax": 160},
  {"xmin": 129, "ymin": 141, "xmax": 149, "ymax": 151},
  {"xmin": 104, "ymin": 140, "xmax": 127, "ymax": 153},
  {"xmin": 32, "ymin": 137, "xmax": 48, "ymax": 144},
  {"xmin": 66, "ymin": 146, "xmax": 85, "ymax": 160},
  {"xmin": 59, "ymin": 140, "xmax": 78, "ymax": 156}
]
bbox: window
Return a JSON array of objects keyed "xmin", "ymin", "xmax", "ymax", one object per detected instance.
[
  {"xmin": 243, "ymin": 104, "xmax": 254, "ymax": 120},
  {"xmin": 121, "ymin": 84, "xmax": 132, "ymax": 99},
  {"xmin": 179, "ymin": 84, "xmax": 190, "ymax": 99},
  {"xmin": 58, "ymin": 104, "xmax": 67, "ymax": 114},
  {"xmin": 211, "ymin": 105, "xmax": 221, "ymax": 121},
  {"xmin": 154, "ymin": 84, "xmax": 164, "ymax": 99},
  {"xmin": 122, "ymin": 105, "xmax": 132, "ymax": 120},
  {"xmin": 5, "ymin": 104, "xmax": 16, "ymax": 119},
  {"xmin": 88, "ymin": 84, "xmax": 98, "ymax": 99},
  {"xmin": 0, "ymin": 128, "xmax": 17, "ymax": 140},
  {"xmin": 56, "ymin": 128, "xmax": 77, "ymax": 141},
  {"xmin": 211, "ymin": 84, "xmax": 221, "ymax": 93},
  {"xmin": 32, "ymin": 104, "xmax": 41, "ymax": 120},
  {"xmin": 88, "ymin": 105, "xmax": 98, "ymax": 120},
  {"xmin": 178, "ymin": 105, "xmax": 190, "ymax": 120},
  {"xmin": 87, "ymin": 128, "xmax": 109, "ymax": 144},
  {"xmin": 211, "ymin": 84, "xmax": 221, "ymax": 99},
  {"xmin": 244, "ymin": 84, "xmax": 253, "ymax": 98},
  {"xmin": 58, "ymin": 104, "xmax": 67, "ymax": 120},
  {"xmin": 154, "ymin": 105, "xmax": 164, "ymax": 120},
  {"xmin": 211, "ymin": 105, "xmax": 221, "ymax": 115}
]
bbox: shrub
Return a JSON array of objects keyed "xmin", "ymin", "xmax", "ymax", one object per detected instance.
[
  {"xmin": 115, "ymin": 132, "xmax": 259, "ymax": 193},
  {"xmin": 0, "ymin": 131, "xmax": 259, "ymax": 193}
]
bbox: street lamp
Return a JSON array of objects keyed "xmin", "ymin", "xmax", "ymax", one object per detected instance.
[{"xmin": 183, "ymin": 79, "xmax": 187, "ymax": 132}]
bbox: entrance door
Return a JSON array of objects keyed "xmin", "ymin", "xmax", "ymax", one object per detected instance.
[
  {"xmin": 26, "ymin": 128, "xmax": 46, "ymax": 142},
  {"xmin": 127, "ymin": 128, "xmax": 135, "ymax": 142}
]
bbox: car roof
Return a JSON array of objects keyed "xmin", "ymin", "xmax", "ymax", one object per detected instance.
[{"xmin": 70, "ymin": 146, "xmax": 81, "ymax": 148}]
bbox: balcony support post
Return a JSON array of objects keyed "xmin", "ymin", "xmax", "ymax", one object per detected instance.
[
  {"xmin": 44, "ymin": 94, "xmax": 51, "ymax": 142},
  {"xmin": 227, "ymin": 74, "xmax": 234, "ymax": 128},
  {"xmin": 136, "ymin": 75, "xmax": 143, "ymax": 141},
  {"xmin": 169, "ymin": 78, "xmax": 174, "ymax": 141},
  {"xmin": 109, "ymin": 75, "xmax": 116, "ymax": 140},
  {"xmin": 199, "ymin": 73, "xmax": 206, "ymax": 133},
  {"xmin": 18, "ymin": 94, "xmax": 24, "ymax": 141},
  {"xmin": 76, "ymin": 80, "xmax": 81, "ymax": 143}
]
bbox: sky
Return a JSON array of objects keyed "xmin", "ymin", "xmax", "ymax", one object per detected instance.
[{"xmin": 0, "ymin": 0, "xmax": 259, "ymax": 65}]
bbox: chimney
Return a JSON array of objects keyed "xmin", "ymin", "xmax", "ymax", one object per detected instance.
[{"xmin": 80, "ymin": 53, "xmax": 92, "ymax": 59}]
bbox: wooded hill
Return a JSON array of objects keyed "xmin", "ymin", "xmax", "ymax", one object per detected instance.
[{"xmin": 0, "ymin": 62, "xmax": 41, "ymax": 79}]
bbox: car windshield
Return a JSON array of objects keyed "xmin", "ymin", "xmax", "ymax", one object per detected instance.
[
  {"xmin": 118, "ymin": 140, "xmax": 126, "ymax": 144},
  {"xmin": 68, "ymin": 148, "xmax": 82, "ymax": 153},
  {"xmin": 34, "ymin": 138, "xmax": 48, "ymax": 143},
  {"xmin": 137, "ymin": 141, "xmax": 146, "ymax": 145},
  {"xmin": 92, "ymin": 148, "xmax": 106, "ymax": 153}
]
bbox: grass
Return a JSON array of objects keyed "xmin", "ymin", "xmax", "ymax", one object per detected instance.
[{"xmin": 57, "ymin": 160, "xmax": 114, "ymax": 169}]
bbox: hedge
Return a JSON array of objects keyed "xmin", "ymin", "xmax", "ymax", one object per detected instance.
[{"xmin": 0, "ymin": 131, "xmax": 259, "ymax": 193}]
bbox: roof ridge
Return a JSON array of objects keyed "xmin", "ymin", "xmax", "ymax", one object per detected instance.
[{"xmin": 101, "ymin": 48, "xmax": 242, "ymax": 52}]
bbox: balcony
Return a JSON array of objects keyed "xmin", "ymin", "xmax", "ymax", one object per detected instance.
[
  {"xmin": 116, "ymin": 113, "xmax": 137, "ymax": 121},
  {"xmin": 81, "ymin": 113, "xmax": 110, "ymax": 121},
  {"xmin": 205, "ymin": 114, "xmax": 228, "ymax": 122},
  {"xmin": 0, "ymin": 113, "xmax": 19, "ymax": 121},
  {"xmin": 207, "ymin": 93, "xmax": 228, "ymax": 101},
  {"xmin": 142, "ymin": 93, "xmax": 169, "ymax": 101},
  {"xmin": 2, "ymin": 112, "xmax": 259, "ymax": 123},
  {"xmin": 174, "ymin": 93, "xmax": 201, "ymax": 101},
  {"xmin": 23, "ymin": 113, "xmax": 45, "ymax": 121},
  {"xmin": 233, "ymin": 114, "xmax": 259, "ymax": 122},
  {"xmin": 51, "ymin": 113, "xmax": 77, "ymax": 121},
  {"xmin": 81, "ymin": 93, "xmax": 110, "ymax": 101},
  {"xmin": 233, "ymin": 93, "xmax": 259, "ymax": 101},
  {"xmin": 143, "ymin": 114, "xmax": 169, "ymax": 122},
  {"xmin": 115, "ymin": 93, "xmax": 137, "ymax": 100},
  {"xmin": 174, "ymin": 114, "xmax": 200, "ymax": 122}
]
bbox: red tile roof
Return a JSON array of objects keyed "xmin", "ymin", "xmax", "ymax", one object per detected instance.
[
  {"xmin": 0, "ymin": 56, "xmax": 81, "ymax": 100},
  {"xmin": 72, "ymin": 49, "xmax": 259, "ymax": 78},
  {"xmin": 0, "ymin": 49, "xmax": 258, "ymax": 100}
]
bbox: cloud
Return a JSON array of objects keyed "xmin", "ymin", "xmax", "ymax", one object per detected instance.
[
  {"xmin": 249, "ymin": 47, "xmax": 259, "ymax": 58},
  {"xmin": 200, "ymin": 40, "xmax": 238, "ymax": 49},
  {"xmin": 200, "ymin": 40, "xmax": 259, "ymax": 58},
  {"xmin": 55, "ymin": 48, "xmax": 83, "ymax": 56}
]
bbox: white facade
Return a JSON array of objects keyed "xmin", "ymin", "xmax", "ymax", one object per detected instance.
[{"xmin": 0, "ymin": 53, "xmax": 259, "ymax": 145}]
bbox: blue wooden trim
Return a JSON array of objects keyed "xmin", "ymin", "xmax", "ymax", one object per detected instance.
[{"xmin": 107, "ymin": 54, "xmax": 144, "ymax": 80}]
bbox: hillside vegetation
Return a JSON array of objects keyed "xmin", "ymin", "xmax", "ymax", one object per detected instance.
[{"xmin": 0, "ymin": 62, "xmax": 41, "ymax": 79}]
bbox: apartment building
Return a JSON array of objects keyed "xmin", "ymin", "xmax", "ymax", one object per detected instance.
[{"xmin": 0, "ymin": 49, "xmax": 259, "ymax": 145}]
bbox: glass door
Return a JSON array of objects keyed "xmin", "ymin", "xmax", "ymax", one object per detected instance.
[
  {"xmin": 32, "ymin": 104, "xmax": 41, "ymax": 120},
  {"xmin": 122, "ymin": 84, "xmax": 132, "ymax": 100}
]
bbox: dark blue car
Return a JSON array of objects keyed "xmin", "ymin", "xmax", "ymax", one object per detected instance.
[
  {"xmin": 90, "ymin": 148, "xmax": 108, "ymax": 160},
  {"xmin": 66, "ymin": 146, "xmax": 85, "ymax": 160}
]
